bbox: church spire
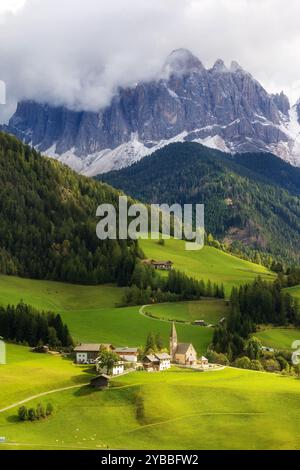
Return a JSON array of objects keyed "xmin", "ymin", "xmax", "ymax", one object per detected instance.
[{"xmin": 169, "ymin": 322, "xmax": 178, "ymax": 359}]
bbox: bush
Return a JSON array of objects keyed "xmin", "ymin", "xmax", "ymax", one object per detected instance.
[
  {"xmin": 250, "ymin": 359, "xmax": 263, "ymax": 371},
  {"xmin": 234, "ymin": 356, "xmax": 251, "ymax": 369},
  {"xmin": 276, "ymin": 355, "xmax": 289, "ymax": 371},
  {"xmin": 263, "ymin": 358, "xmax": 281, "ymax": 372},
  {"xmin": 206, "ymin": 350, "xmax": 229, "ymax": 365}
]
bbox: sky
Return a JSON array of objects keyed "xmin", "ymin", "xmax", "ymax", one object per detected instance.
[{"xmin": 1, "ymin": 0, "xmax": 300, "ymax": 122}]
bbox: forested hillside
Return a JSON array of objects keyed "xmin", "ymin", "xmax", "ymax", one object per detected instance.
[
  {"xmin": 233, "ymin": 152, "xmax": 300, "ymax": 196},
  {"xmin": 0, "ymin": 132, "xmax": 139, "ymax": 284},
  {"xmin": 100, "ymin": 143, "xmax": 300, "ymax": 265}
]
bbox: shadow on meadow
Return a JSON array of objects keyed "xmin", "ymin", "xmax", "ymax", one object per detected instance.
[{"xmin": 6, "ymin": 414, "xmax": 19, "ymax": 424}]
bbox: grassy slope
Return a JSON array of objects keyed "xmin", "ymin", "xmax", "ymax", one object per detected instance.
[
  {"xmin": 139, "ymin": 238, "xmax": 275, "ymax": 296},
  {"xmin": 0, "ymin": 344, "xmax": 93, "ymax": 409},
  {"xmin": 0, "ymin": 275, "xmax": 212, "ymax": 354},
  {"xmin": 285, "ymin": 284, "xmax": 300, "ymax": 300},
  {"xmin": 61, "ymin": 306, "xmax": 212, "ymax": 354},
  {"xmin": 254, "ymin": 285, "xmax": 300, "ymax": 350},
  {"xmin": 0, "ymin": 274, "xmax": 124, "ymax": 311},
  {"xmin": 1, "ymin": 367, "xmax": 300, "ymax": 450},
  {"xmin": 145, "ymin": 299, "xmax": 229, "ymax": 324},
  {"xmin": 255, "ymin": 329, "xmax": 300, "ymax": 350}
]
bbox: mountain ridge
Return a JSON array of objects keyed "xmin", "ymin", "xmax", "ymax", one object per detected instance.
[
  {"xmin": 99, "ymin": 142, "xmax": 300, "ymax": 265},
  {"xmin": 2, "ymin": 48, "xmax": 300, "ymax": 175}
]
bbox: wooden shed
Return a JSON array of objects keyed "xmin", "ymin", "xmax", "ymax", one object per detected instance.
[{"xmin": 90, "ymin": 374, "xmax": 110, "ymax": 389}]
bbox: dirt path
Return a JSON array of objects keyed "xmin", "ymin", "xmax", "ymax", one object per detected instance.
[
  {"xmin": 0, "ymin": 383, "xmax": 89, "ymax": 414},
  {"xmin": 139, "ymin": 304, "xmax": 178, "ymax": 323},
  {"xmin": 0, "ymin": 369, "xmax": 136, "ymax": 415}
]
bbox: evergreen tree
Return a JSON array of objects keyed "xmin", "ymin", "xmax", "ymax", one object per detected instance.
[
  {"xmin": 28, "ymin": 408, "xmax": 37, "ymax": 421},
  {"xmin": 18, "ymin": 406, "xmax": 28, "ymax": 421},
  {"xmin": 144, "ymin": 332, "xmax": 157, "ymax": 354},
  {"xmin": 46, "ymin": 403, "xmax": 54, "ymax": 417}
]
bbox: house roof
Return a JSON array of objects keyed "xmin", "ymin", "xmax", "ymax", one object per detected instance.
[
  {"xmin": 115, "ymin": 347, "xmax": 139, "ymax": 354},
  {"xmin": 201, "ymin": 356, "xmax": 208, "ymax": 361},
  {"xmin": 74, "ymin": 343, "xmax": 101, "ymax": 352},
  {"xmin": 144, "ymin": 353, "xmax": 171, "ymax": 363},
  {"xmin": 175, "ymin": 343, "xmax": 194, "ymax": 355},
  {"xmin": 151, "ymin": 260, "xmax": 173, "ymax": 265},
  {"xmin": 91, "ymin": 374, "xmax": 110, "ymax": 381},
  {"xmin": 144, "ymin": 354, "xmax": 159, "ymax": 363},
  {"xmin": 155, "ymin": 353, "xmax": 171, "ymax": 360}
]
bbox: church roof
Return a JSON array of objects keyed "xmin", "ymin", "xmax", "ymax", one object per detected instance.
[{"xmin": 175, "ymin": 343, "xmax": 194, "ymax": 355}]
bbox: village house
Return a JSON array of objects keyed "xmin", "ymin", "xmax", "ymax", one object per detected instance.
[
  {"xmin": 95, "ymin": 357, "xmax": 125, "ymax": 376},
  {"xmin": 169, "ymin": 323, "xmax": 197, "ymax": 365},
  {"xmin": 142, "ymin": 259, "xmax": 173, "ymax": 271},
  {"xmin": 114, "ymin": 347, "xmax": 139, "ymax": 363},
  {"xmin": 74, "ymin": 343, "xmax": 112, "ymax": 364},
  {"xmin": 143, "ymin": 353, "xmax": 171, "ymax": 372}
]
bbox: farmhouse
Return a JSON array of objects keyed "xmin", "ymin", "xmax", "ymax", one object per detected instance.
[
  {"xmin": 169, "ymin": 323, "xmax": 197, "ymax": 365},
  {"xmin": 90, "ymin": 374, "xmax": 110, "ymax": 389},
  {"xmin": 193, "ymin": 320, "xmax": 207, "ymax": 326},
  {"xmin": 95, "ymin": 358, "xmax": 125, "ymax": 376},
  {"xmin": 115, "ymin": 347, "xmax": 139, "ymax": 363},
  {"xmin": 74, "ymin": 343, "xmax": 112, "ymax": 364},
  {"xmin": 142, "ymin": 259, "xmax": 173, "ymax": 271},
  {"xmin": 143, "ymin": 353, "xmax": 171, "ymax": 372}
]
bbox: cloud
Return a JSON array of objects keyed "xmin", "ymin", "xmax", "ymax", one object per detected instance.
[
  {"xmin": 0, "ymin": 0, "xmax": 26, "ymax": 15},
  {"xmin": 1, "ymin": 0, "xmax": 300, "ymax": 122}
]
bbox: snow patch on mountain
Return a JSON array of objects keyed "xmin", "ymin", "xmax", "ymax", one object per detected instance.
[
  {"xmin": 270, "ymin": 106, "xmax": 300, "ymax": 166},
  {"xmin": 41, "ymin": 130, "xmax": 233, "ymax": 176},
  {"xmin": 5, "ymin": 49, "xmax": 300, "ymax": 175}
]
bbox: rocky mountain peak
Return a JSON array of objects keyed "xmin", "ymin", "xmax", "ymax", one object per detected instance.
[
  {"xmin": 162, "ymin": 48, "xmax": 204, "ymax": 77},
  {"xmin": 230, "ymin": 60, "xmax": 244, "ymax": 73},
  {"xmin": 271, "ymin": 91, "xmax": 290, "ymax": 117},
  {"xmin": 211, "ymin": 59, "xmax": 228, "ymax": 73},
  {"xmin": 2, "ymin": 49, "xmax": 300, "ymax": 175}
]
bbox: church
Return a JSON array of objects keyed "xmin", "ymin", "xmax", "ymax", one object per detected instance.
[{"xmin": 169, "ymin": 322, "xmax": 197, "ymax": 365}]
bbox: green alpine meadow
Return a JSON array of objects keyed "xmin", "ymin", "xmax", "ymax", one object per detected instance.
[{"xmin": 1, "ymin": 1, "xmax": 300, "ymax": 456}]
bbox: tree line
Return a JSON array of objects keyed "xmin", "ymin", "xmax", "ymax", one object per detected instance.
[
  {"xmin": 0, "ymin": 302, "xmax": 73, "ymax": 348},
  {"xmin": 18, "ymin": 402, "xmax": 53, "ymax": 422},
  {"xmin": 121, "ymin": 261, "xmax": 225, "ymax": 306},
  {"xmin": 212, "ymin": 277, "xmax": 300, "ymax": 360}
]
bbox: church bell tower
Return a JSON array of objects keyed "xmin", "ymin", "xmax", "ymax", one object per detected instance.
[{"xmin": 169, "ymin": 322, "xmax": 178, "ymax": 360}]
